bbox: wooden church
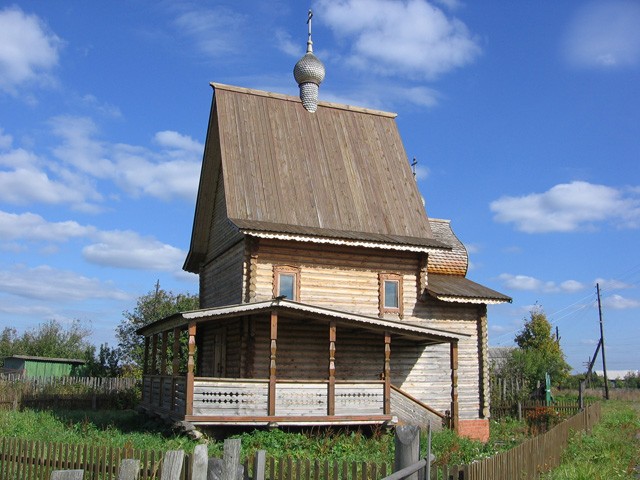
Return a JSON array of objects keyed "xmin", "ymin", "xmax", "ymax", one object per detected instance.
[{"xmin": 137, "ymin": 16, "xmax": 510, "ymax": 441}]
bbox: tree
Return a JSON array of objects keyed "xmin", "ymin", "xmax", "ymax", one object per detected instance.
[
  {"xmin": 116, "ymin": 282, "xmax": 199, "ymax": 370},
  {"xmin": 506, "ymin": 306, "xmax": 571, "ymax": 390},
  {"xmin": 82, "ymin": 343, "xmax": 123, "ymax": 377},
  {"xmin": 0, "ymin": 319, "xmax": 93, "ymax": 363}
]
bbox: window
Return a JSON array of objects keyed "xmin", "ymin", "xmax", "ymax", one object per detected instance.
[
  {"xmin": 379, "ymin": 273, "xmax": 403, "ymax": 317},
  {"xmin": 273, "ymin": 265, "xmax": 301, "ymax": 301}
]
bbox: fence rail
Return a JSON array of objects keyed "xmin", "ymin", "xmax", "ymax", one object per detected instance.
[
  {"xmin": 491, "ymin": 399, "xmax": 589, "ymax": 421},
  {"xmin": 440, "ymin": 402, "xmax": 601, "ymax": 480}
]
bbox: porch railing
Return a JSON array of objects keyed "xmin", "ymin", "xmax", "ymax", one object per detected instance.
[{"xmin": 142, "ymin": 376, "xmax": 386, "ymax": 420}]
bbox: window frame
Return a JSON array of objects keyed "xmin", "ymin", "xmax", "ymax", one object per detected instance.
[
  {"xmin": 273, "ymin": 265, "xmax": 301, "ymax": 301},
  {"xmin": 379, "ymin": 273, "xmax": 403, "ymax": 317}
]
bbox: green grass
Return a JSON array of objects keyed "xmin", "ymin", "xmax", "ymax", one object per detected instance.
[
  {"xmin": 541, "ymin": 400, "xmax": 640, "ymax": 480},
  {"xmin": 0, "ymin": 407, "xmax": 551, "ymax": 467}
]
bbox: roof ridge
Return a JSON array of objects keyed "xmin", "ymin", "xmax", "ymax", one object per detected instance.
[{"xmin": 210, "ymin": 82, "xmax": 397, "ymax": 118}]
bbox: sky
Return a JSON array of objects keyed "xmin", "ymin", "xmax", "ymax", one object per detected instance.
[{"xmin": 1, "ymin": 0, "xmax": 639, "ymax": 374}]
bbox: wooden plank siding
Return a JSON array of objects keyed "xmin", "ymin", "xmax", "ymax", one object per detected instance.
[{"xmin": 200, "ymin": 241, "xmax": 245, "ymax": 308}]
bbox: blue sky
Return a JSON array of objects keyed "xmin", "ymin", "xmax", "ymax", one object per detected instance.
[{"xmin": 1, "ymin": 0, "xmax": 639, "ymax": 373}]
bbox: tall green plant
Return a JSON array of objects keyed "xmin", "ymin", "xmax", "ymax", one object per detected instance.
[
  {"xmin": 116, "ymin": 282, "xmax": 198, "ymax": 369},
  {"xmin": 505, "ymin": 306, "xmax": 571, "ymax": 392}
]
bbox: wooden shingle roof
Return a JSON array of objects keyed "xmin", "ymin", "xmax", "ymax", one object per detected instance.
[
  {"xmin": 185, "ymin": 83, "xmax": 443, "ymax": 271},
  {"xmin": 427, "ymin": 218, "xmax": 469, "ymax": 275}
]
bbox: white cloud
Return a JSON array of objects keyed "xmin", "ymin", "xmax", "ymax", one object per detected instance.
[
  {"xmin": 317, "ymin": 0, "xmax": 481, "ymax": 79},
  {"xmin": 559, "ymin": 280, "xmax": 585, "ymax": 293},
  {"xmin": 498, "ymin": 273, "xmax": 584, "ymax": 294},
  {"xmin": 594, "ymin": 278, "xmax": 633, "ymax": 291},
  {"xmin": 0, "ymin": 6, "xmax": 62, "ymax": 94},
  {"xmin": 490, "ymin": 181, "xmax": 640, "ymax": 233},
  {"xmin": 50, "ymin": 115, "xmax": 113, "ymax": 177},
  {"xmin": 276, "ymin": 29, "xmax": 303, "ymax": 57},
  {"xmin": 562, "ymin": 0, "xmax": 640, "ymax": 69},
  {"xmin": 0, "ymin": 211, "xmax": 94, "ymax": 242},
  {"xmin": 0, "ymin": 118, "xmax": 203, "ymax": 209},
  {"xmin": 173, "ymin": 6, "xmax": 246, "ymax": 57},
  {"xmin": 0, "ymin": 129, "xmax": 12, "ymax": 149},
  {"xmin": 603, "ymin": 294, "xmax": 640, "ymax": 310},
  {"xmin": 83, "ymin": 230, "xmax": 186, "ymax": 272},
  {"xmin": 0, "ymin": 210, "xmax": 187, "ymax": 273},
  {"xmin": 0, "ymin": 264, "xmax": 128, "ymax": 301},
  {"xmin": 154, "ymin": 130, "xmax": 203, "ymax": 155}
]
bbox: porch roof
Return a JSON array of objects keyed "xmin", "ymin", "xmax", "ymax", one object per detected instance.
[
  {"xmin": 137, "ymin": 299, "xmax": 466, "ymax": 344},
  {"xmin": 426, "ymin": 274, "xmax": 512, "ymax": 304}
]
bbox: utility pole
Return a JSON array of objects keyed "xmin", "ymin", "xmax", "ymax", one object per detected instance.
[
  {"xmin": 596, "ymin": 283, "xmax": 609, "ymax": 400},
  {"xmin": 555, "ymin": 326, "xmax": 560, "ymax": 346}
]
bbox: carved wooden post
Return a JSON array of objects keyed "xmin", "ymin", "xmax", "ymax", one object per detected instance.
[
  {"xmin": 151, "ymin": 334, "xmax": 158, "ymax": 375},
  {"xmin": 142, "ymin": 336, "xmax": 150, "ymax": 403},
  {"xmin": 171, "ymin": 327, "xmax": 181, "ymax": 412},
  {"xmin": 328, "ymin": 321, "xmax": 336, "ymax": 416},
  {"xmin": 186, "ymin": 322, "xmax": 196, "ymax": 417},
  {"xmin": 143, "ymin": 336, "xmax": 150, "ymax": 375},
  {"xmin": 384, "ymin": 332, "xmax": 391, "ymax": 415},
  {"xmin": 159, "ymin": 330, "xmax": 168, "ymax": 408},
  {"xmin": 268, "ymin": 310, "xmax": 278, "ymax": 416},
  {"xmin": 450, "ymin": 340, "xmax": 459, "ymax": 433}
]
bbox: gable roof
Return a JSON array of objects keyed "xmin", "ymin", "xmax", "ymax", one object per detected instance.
[{"xmin": 185, "ymin": 83, "xmax": 444, "ymax": 272}]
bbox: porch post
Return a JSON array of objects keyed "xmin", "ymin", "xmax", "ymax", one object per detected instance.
[
  {"xmin": 384, "ymin": 332, "xmax": 391, "ymax": 415},
  {"xmin": 268, "ymin": 310, "xmax": 278, "ymax": 416},
  {"xmin": 160, "ymin": 330, "xmax": 168, "ymax": 375},
  {"xmin": 186, "ymin": 322, "xmax": 196, "ymax": 416},
  {"xmin": 143, "ymin": 336, "xmax": 150, "ymax": 375},
  {"xmin": 171, "ymin": 327, "xmax": 181, "ymax": 412},
  {"xmin": 159, "ymin": 330, "xmax": 168, "ymax": 408},
  {"xmin": 151, "ymin": 333, "xmax": 158, "ymax": 374},
  {"xmin": 328, "ymin": 321, "xmax": 336, "ymax": 416},
  {"xmin": 172, "ymin": 327, "xmax": 181, "ymax": 375},
  {"xmin": 142, "ymin": 336, "xmax": 150, "ymax": 403},
  {"xmin": 450, "ymin": 340, "xmax": 459, "ymax": 433}
]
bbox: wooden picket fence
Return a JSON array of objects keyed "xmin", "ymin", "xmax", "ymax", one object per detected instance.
[
  {"xmin": 0, "ymin": 376, "xmax": 140, "ymax": 411},
  {"xmin": 428, "ymin": 402, "xmax": 601, "ymax": 480},
  {"xmin": 0, "ymin": 438, "xmax": 390, "ymax": 480},
  {"xmin": 490, "ymin": 399, "xmax": 588, "ymax": 421}
]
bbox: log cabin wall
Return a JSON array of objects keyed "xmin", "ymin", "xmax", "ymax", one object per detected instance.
[
  {"xmin": 252, "ymin": 239, "xmax": 420, "ymax": 318},
  {"xmin": 248, "ymin": 316, "xmax": 386, "ymax": 381},
  {"xmin": 398, "ymin": 301, "xmax": 485, "ymax": 420},
  {"xmin": 247, "ymin": 238, "xmax": 485, "ymax": 420},
  {"xmin": 197, "ymin": 319, "xmax": 244, "ymax": 378},
  {"xmin": 205, "ymin": 168, "xmax": 244, "ymax": 263},
  {"xmin": 200, "ymin": 241, "xmax": 245, "ymax": 308}
]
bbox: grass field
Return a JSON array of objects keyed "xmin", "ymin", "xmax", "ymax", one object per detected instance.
[{"xmin": 541, "ymin": 400, "xmax": 640, "ymax": 480}]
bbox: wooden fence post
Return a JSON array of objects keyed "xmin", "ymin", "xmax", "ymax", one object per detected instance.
[
  {"xmin": 191, "ymin": 444, "xmax": 209, "ymax": 480},
  {"xmin": 253, "ymin": 450, "xmax": 266, "ymax": 480},
  {"xmin": 50, "ymin": 471, "xmax": 84, "ymax": 480},
  {"xmin": 118, "ymin": 459, "xmax": 141, "ymax": 480},
  {"xmin": 160, "ymin": 450, "xmax": 185, "ymax": 480},
  {"xmin": 223, "ymin": 439, "xmax": 242, "ymax": 480},
  {"xmin": 394, "ymin": 425, "xmax": 420, "ymax": 480}
]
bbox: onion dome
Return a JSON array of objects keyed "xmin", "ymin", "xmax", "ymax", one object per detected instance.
[{"xmin": 293, "ymin": 10, "xmax": 325, "ymax": 113}]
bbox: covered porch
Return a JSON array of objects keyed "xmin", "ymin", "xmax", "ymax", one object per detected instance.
[{"xmin": 137, "ymin": 299, "xmax": 463, "ymax": 429}]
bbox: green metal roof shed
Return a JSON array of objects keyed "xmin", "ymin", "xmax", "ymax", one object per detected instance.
[{"xmin": 2, "ymin": 355, "xmax": 86, "ymax": 378}]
